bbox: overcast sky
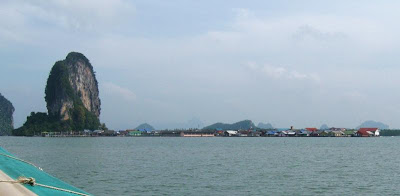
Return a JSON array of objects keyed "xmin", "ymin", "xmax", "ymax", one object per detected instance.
[{"xmin": 1, "ymin": 0, "xmax": 400, "ymax": 130}]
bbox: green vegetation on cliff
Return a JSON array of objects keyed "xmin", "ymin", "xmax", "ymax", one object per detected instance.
[
  {"xmin": 45, "ymin": 52, "xmax": 97, "ymax": 108},
  {"xmin": 45, "ymin": 61, "xmax": 73, "ymax": 110},
  {"xmin": 13, "ymin": 112, "xmax": 63, "ymax": 136},
  {"xmin": 0, "ymin": 93, "xmax": 14, "ymax": 136},
  {"xmin": 13, "ymin": 52, "xmax": 102, "ymax": 136},
  {"xmin": 45, "ymin": 58, "xmax": 100, "ymax": 131}
]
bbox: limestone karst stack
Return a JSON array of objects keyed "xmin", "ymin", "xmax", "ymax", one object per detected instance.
[
  {"xmin": 45, "ymin": 52, "xmax": 101, "ymax": 130},
  {"xmin": 0, "ymin": 93, "xmax": 14, "ymax": 136}
]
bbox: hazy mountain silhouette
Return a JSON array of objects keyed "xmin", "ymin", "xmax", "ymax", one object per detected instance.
[{"xmin": 356, "ymin": 120, "xmax": 389, "ymax": 129}]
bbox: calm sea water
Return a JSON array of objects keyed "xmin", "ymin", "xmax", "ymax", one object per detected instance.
[{"xmin": 0, "ymin": 137, "xmax": 399, "ymax": 195}]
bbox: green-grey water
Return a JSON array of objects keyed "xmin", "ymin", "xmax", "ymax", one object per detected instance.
[{"xmin": 0, "ymin": 137, "xmax": 399, "ymax": 195}]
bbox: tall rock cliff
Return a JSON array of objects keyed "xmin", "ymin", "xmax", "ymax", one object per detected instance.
[
  {"xmin": 0, "ymin": 93, "xmax": 14, "ymax": 136},
  {"xmin": 45, "ymin": 52, "xmax": 101, "ymax": 130}
]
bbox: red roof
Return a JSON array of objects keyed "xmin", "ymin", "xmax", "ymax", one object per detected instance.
[
  {"xmin": 357, "ymin": 128, "xmax": 379, "ymax": 136},
  {"xmin": 306, "ymin": 128, "xmax": 318, "ymax": 132}
]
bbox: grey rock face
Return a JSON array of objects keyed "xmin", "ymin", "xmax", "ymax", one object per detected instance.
[
  {"xmin": 0, "ymin": 93, "xmax": 14, "ymax": 135},
  {"xmin": 46, "ymin": 52, "xmax": 101, "ymax": 121},
  {"xmin": 66, "ymin": 55, "xmax": 101, "ymax": 117}
]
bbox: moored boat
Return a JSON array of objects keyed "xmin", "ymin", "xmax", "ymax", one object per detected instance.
[{"xmin": 0, "ymin": 147, "xmax": 91, "ymax": 195}]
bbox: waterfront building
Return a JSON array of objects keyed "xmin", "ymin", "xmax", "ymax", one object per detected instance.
[
  {"xmin": 129, "ymin": 130, "xmax": 142, "ymax": 136},
  {"xmin": 305, "ymin": 128, "xmax": 318, "ymax": 132},
  {"xmin": 298, "ymin": 130, "xmax": 310, "ymax": 137},
  {"xmin": 310, "ymin": 131, "xmax": 320, "ymax": 137},
  {"xmin": 318, "ymin": 130, "xmax": 330, "ymax": 137},
  {"xmin": 266, "ymin": 130, "xmax": 277, "ymax": 137},
  {"xmin": 92, "ymin": 130, "xmax": 104, "ymax": 136},
  {"xmin": 278, "ymin": 131, "xmax": 288, "ymax": 137},
  {"xmin": 238, "ymin": 130, "xmax": 249, "ymax": 137},
  {"xmin": 343, "ymin": 130, "xmax": 356, "ymax": 137},
  {"xmin": 225, "ymin": 130, "xmax": 238, "ymax": 137},
  {"xmin": 118, "ymin": 130, "xmax": 128, "ymax": 136},
  {"xmin": 329, "ymin": 127, "xmax": 347, "ymax": 132},
  {"xmin": 329, "ymin": 131, "xmax": 344, "ymax": 137},
  {"xmin": 215, "ymin": 130, "xmax": 225, "ymax": 136},
  {"xmin": 180, "ymin": 131, "xmax": 214, "ymax": 137},
  {"xmin": 103, "ymin": 130, "xmax": 117, "ymax": 136},
  {"xmin": 287, "ymin": 131, "xmax": 296, "ymax": 137},
  {"xmin": 356, "ymin": 128, "xmax": 380, "ymax": 137}
]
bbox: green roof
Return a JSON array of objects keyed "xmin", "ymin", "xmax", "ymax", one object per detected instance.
[{"xmin": 0, "ymin": 147, "xmax": 91, "ymax": 195}]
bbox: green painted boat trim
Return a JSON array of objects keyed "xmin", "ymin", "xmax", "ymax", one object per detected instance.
[{"xmin": 0, "ymin": 147, "xmax": 91, "ymax": 195}]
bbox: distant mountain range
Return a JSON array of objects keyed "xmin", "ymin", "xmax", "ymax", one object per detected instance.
[
  {"xmin": 356, "ymin": 120, "xmax": 389, "ymax": 130},
  {"xmin": 257, "ymin": 123, "xmax": 274, "ymax": 129},
  {"xmin": 135, "ymin": 123, "xmax": 155, "ymax": 131},
  {"xmin": 203, "ymin": 120, "xmax": 256, "ymax": 130},
  {"xmin": 130, "ymin": 120, "xmax": 391, "ymax": 131}
]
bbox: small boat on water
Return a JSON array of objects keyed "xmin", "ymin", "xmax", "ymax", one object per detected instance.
[{"xmin": 0, "ymin": 147, "xmax": 90, "ymax": 196}]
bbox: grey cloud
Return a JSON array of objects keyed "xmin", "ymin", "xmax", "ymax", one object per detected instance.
[
  {"xmin": 292, "ymin": 25, "xmax": 347, "ymax": 42},
  {"xmin": 4, "ymin": 2, "xmax": 400, "ymax": 129}
]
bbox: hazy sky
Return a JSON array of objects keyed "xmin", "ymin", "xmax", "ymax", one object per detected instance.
[{"xmin": 1, "ymin": 0, "xmax": 400, "ymax": 130}]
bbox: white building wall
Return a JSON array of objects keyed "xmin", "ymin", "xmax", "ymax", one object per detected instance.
[{"xmin": 375, "ymin": 129, "xmax": 380, "ymax": 136}]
